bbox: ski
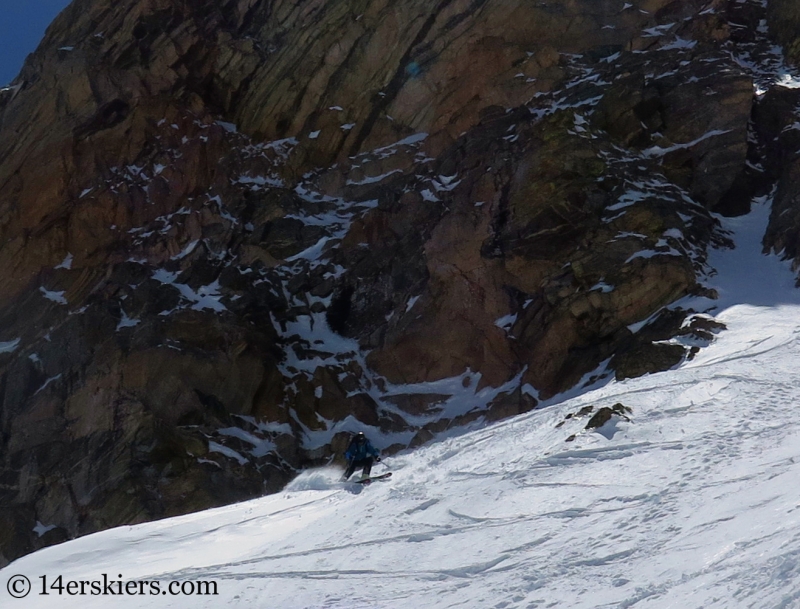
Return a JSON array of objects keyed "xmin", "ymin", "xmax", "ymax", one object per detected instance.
[{"xmin": 353, "ymin": 472, "xmax": 392, "ymax": 485}]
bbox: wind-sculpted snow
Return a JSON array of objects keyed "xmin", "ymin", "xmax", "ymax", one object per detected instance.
[{"xmin": 5, "ymin": 202, "xmax": 800, "ymax": 607}]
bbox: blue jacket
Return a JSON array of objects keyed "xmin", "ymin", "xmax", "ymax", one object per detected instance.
[{"xmin": 345, "ymin": 438, "xmax": 379, "ymax": 462}]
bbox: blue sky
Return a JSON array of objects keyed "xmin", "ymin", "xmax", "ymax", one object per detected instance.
[{"xmin": 1, "ymin": 1, "xmax": 72, "ymax": 85}]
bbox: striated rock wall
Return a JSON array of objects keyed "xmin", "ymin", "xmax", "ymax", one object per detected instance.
[
  {"xmin": 1, "ymin": 0, "xmax": 800, "ymax": 565},
  {"xmin": 768, "ymin": 0, "xmax": 800, "ymax": 65},
  {"xmin": 760, "ymin": 2, "xmax": 800, "ymax": 274}
]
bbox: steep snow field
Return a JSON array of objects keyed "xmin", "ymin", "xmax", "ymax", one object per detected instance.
[{"xmin": 4, "ymin": 201, "xmax": 800, "ymax": 609}]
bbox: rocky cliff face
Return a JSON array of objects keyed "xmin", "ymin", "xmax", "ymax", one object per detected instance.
[
  {"xmin": 1, "ymin": 0, "xmax": 799, "ymax": 565},
  {"xmin": 768, "ymin": 0, "xmax": 800, "ymax": 64}
]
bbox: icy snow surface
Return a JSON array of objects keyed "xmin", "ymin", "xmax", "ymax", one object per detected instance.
[{"xmin": 4, "ymin": 199, "xmax": 800, "ymax": 608}]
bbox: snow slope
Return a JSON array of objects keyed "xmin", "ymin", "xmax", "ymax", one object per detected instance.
[{"xmin": 4, "ymin": 201, "xmax": 800, "ymax": 608}]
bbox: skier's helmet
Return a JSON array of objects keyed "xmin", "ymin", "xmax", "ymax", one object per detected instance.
[{"xmin": 355, "ymin": 432, "xmax": 366, "ymax": 445}]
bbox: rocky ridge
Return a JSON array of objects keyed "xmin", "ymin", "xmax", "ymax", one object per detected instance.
[{"xmin": 1, "ymin": 0, "xmax": 800, "ymax": 565}]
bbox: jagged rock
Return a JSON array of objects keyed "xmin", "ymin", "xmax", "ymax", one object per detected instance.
[
  {"xmin": 757, "ymin": 88, "xmax": 800, "ymax": 278},
  {"xmin": 383, "ymin": 394, "xmax": 449, "ymax": 417},
  {"xmin": 593, "ymin": 53, "xmax": 753, "ymax": 210},
  {"xmin": 768, "ymin": 0, "xmax": 800, "ymax": 65},
  {"xmin": 485, "ymin": 388, "xmax": 538, "ymax": 423},
  {"xmin": 585, "ymin": 403, "xmax": 632, "ymax": 430},
  {"xmin": 612, "ymin": 343, "xmax": 687, "ymax": 381},
  {"xmin": 765, "ymin": 158, "xmax": 800, "ymax": 279},
  {"xmin": 555, "ymin": 405, "xmax": 595, "ymax": 429}
]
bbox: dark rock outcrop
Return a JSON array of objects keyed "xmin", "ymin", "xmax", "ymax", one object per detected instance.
[
  {"xmin": 585, "ymin": 403, "xmax": 632, "ymax": 430},
  {"xmin": 768, "ymin": 0, "xmax": 800, "ymax": 65}
]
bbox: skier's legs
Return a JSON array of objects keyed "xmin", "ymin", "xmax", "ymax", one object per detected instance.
[
  {"xmin": 342, "ymin": 458, "xmax": 375, "ymax": 480},
  {"xmin": 360, "ymin": 457, "xmax": 374, "ymax": 477}
]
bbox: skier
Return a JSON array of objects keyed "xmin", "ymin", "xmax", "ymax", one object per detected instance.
[{"xmin": 342, "ymin": 432, "xmax": 381, "ymax": 481}]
